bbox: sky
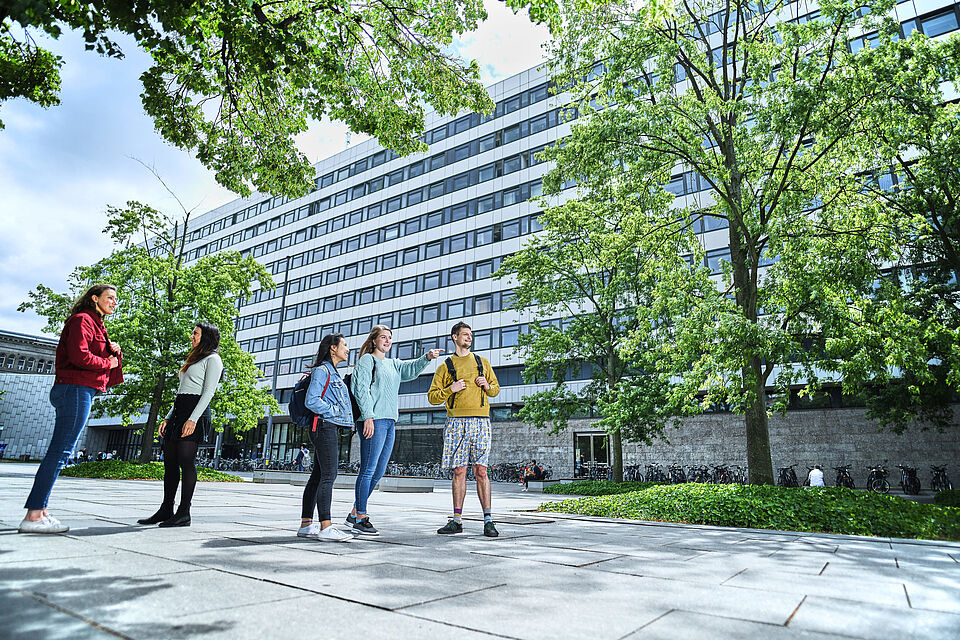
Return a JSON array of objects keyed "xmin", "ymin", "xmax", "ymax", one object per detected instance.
[{"xmin": 0, "ymin": 1, "xmax": 551, "ymax": 338}]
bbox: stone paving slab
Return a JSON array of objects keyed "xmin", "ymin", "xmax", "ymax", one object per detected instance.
[
  {"xmin": 1, "ymin": 589, "xmax": 119, "ymax": 640},
  {"xmin": 788, "ymin": 595, "xmax": 960, "ymax": 639},
  {"xmin": 625, "ymin": 610, "xmax": 851, "ymax": 640},
  {"xmin": 1, "ymin": 462, "xmax": 959, "ymax": 639}
]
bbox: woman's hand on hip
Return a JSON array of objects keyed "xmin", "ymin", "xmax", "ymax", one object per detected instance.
[
  {"xmin": 158, "ymin": 420, "xmax": 167, "ymax": 437},
  {"xmin": 362, "ymin": 418, "xmax": 374, "ymax": 439},
  {"xmin": 182, "ymin": 420, "xmax": 196, "ymax": 437}
]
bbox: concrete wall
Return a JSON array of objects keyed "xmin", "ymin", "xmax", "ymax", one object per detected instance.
[
  {"xmin": 0, "ymin": 372, "xmax": 101, "ymax": 460},
  {"xmin": 490, "ymin": 407, "xmax": 960, "ymax": 486}
]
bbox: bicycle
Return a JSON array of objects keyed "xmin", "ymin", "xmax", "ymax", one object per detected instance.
[
  {"xmin": 624, "ymin": 465, "xmax": 644, "ymax": 482},
  {"xmin": 668, "ymin": 464, "xmax": 687, "ymax": 484},
  {"xmin": 688, "ymin": 465, "xmax": 710, "ymax": 483},
  {"xmin": 730, "ymin": 465, "xmax": 747, "ymax": 485},
  {"xmin": 930, "ymin": 465, "xmax": 953, "ymax": 492},
  {"xmin": 645, "ymin": 464, "xmax": 668, "ymax": 483},
  {"xmin": 712, "ymin": 465, "xmax": 734, "ymax": 484},
  {"xmin": 866, "ymin": 462, "xmax": 890, "ymax": 494},
  {"xmin": 776, "ymin": 464, "xmax": 800, "ymax": 488},
  {"xmin": 833, "ymin": 465, "xmax": 855, "ymax": 489},
  {"xmin": 896, "ymin": 464, "xmax": 921, "ymax": 495}
]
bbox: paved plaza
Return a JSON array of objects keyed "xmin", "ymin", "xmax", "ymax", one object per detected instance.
[{"xmin": 1, "ymin": 462, "xmax": 958, "ymax": 639}]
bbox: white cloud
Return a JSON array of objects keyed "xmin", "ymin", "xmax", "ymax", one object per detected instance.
[
  {"xmin": 451, "ymin": 0, "xmax": 552, "ymax": 84},
  {"xmin": 0, "ymin": 4, "xmax": 551, "ymax": 337}
]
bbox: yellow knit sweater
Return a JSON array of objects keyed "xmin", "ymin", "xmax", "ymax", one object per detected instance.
[{"xmin": 427, "ymin": 353, "xmax": 500, "ymax": 417}]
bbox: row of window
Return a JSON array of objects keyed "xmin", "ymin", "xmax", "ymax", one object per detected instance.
[
  {"xmin": 188, "ymin": 93, "xmax": 561, "ymax": 247},
  {"xmin": 188, "ymin": 143, "xmax": 549, "ymax": 265},
  {"xmin": 238, "ymin": 221, "xmax": 539, "ymax": 351},
  {"xmin": 248, "ymin": 318, "xmax": 529, "ymax": 361},
  {"xmin": 248, "ymin": 280, "xmax": 514, "ymax": 341},
  {"xmin": 0, "ymin": 354, "xmax": 53, "ymax": 374},
  {"xmin": 236, "ymin": 176, "xmax": 546, "ymax": 308},
  {"xmin": 245, "ymin": 280, "xmax": 516, "ymax": 348}
]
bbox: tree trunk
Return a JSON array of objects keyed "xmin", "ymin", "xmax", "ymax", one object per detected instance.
[
  {"xmin": 724, "ymin": 143, "xmax": 775, "ymax": 485},
  {"xmin": 611, "ymin": 428, "xmax": 623, "ymax": 483},
  {"xmin": 138, "ymin": 374, "xmax": 167, "ymax": 463},
  {"xmin": 744, "ymin": 358, "xmax": 775, "ymax": 485}
]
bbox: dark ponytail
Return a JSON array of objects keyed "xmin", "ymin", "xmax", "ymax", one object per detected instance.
[{"xmin": 311, "ymin": 333, "xmax": 344, "ymax": 368}]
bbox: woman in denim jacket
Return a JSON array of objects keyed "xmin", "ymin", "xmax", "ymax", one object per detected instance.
[{"xmin": 297, "ymin": 333, "xmax": 355, "ymax": 542}]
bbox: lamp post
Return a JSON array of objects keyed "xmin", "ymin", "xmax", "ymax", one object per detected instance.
[{"xmin": 263, "ymin": 256, "xmax": 291, "ymax": 464}]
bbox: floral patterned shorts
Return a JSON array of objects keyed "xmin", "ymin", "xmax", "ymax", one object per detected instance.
[{"xmin": 441, "ymin": 417, "xmax": 491, "ymax": 470}]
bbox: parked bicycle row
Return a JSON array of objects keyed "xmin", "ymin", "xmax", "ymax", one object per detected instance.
[
  {"xmin": 619, "ymin": 463, "xmax": 749, "ymax": 485},
  {"xmin": 773, "ymin": 462, "xmax": 953, "ymax": 494}
]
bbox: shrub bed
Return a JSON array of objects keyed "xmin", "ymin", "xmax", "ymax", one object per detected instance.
[
  {"xmin": 61, "ymin": 460, "xmax": 243, "ymax": 482},
  {"xmin": 543, "ymin": 480, "xmax": 664, "ymax": 496},
  {"xmin": 538, "ymin": 483, "xmax": 960, "ymax": 540},
  {"xmin": 934, "ymin": 489, "xmax": 960, "ymax": 508}
]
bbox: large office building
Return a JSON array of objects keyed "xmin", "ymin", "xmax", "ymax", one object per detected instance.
[{"xmin": 84, "ymin": 0, "xmax": 960, "ymax": 472}]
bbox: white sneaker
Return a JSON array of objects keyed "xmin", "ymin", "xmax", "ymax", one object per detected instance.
[
  {"xmin": 297, "ymin": 523, "xmax": 321, "ymax": 538},
  {"xmin": 19, "ymin": 515, "xmax": 69, "ymax": 534},
  {"xmin": 317, "ymin": 526, "xmax": 353, "ymax": 542}
]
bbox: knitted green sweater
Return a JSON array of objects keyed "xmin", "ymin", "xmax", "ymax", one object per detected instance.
[{"xmin": 351, "ymin": 352, "xmax": 431, "ymax": 421}]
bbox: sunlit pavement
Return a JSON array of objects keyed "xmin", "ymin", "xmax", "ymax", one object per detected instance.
[{"xmin": 1, "ymin": 462, "xmax": 958, "ymax": 639}]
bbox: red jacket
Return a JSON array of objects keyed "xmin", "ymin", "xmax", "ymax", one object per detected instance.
[{"xmin": 54, "ymin": 309, "xmax": 124, "ymax": 392}]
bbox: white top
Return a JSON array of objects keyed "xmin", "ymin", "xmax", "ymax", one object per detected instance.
[
  {"xmin": 165, "ymin": 353, "xmax": 224, "ymax": 423},
  {"xmin": 808, "ymin": 468, "xmax": 825, "ymax": 487}
]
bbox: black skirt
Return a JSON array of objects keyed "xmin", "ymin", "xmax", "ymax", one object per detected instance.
[{"xmin": 165, "ymin": 394, "xmax": 212, "ymax": 443}]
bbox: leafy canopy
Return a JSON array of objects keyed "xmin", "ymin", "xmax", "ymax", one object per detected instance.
[
  {"xmin": 539, "ymin": 0, "xmax": 921, "ymax": 483},
  {"xmin": 0, "ymin": 0, "xmax": 559, "ymax": 196},
  {"xmin": 20, "ymin": 198, "xmax": 278, "ymax": 461}
]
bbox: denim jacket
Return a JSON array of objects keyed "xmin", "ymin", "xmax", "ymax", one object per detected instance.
[{"xmin": 304, "ymin": 361, "xmax": 354, "ymax": 427}]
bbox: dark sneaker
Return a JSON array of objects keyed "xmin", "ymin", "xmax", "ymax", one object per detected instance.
[
  {"xmin": 483, "ymin": 521, "xmax": 499, "ymax": 538},
  {"xmin": 353, "ymin": 518, "xmax": 379, "ymax": 536},
  {"xmin": 437, "ymin": 520, "xmax": 463, "ymax": 534},
  {"xmin": 345, "ymin": 513, "xmax": 359, "ymax": 527}
]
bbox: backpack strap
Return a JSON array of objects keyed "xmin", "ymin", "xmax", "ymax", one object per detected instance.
[
  {"xmin": 312, "ymin": 366, "xmax": 333, "ymax": 432},
  {"xmin": 444, "ymin": 357, "xmax": 458, "ymax": 409},
  {"xmin": 474, "ymin": 354, "xmax": 485, "ymax": 407}
]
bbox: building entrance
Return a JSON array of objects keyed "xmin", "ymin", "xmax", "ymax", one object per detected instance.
[{"xmin": 574, "ymin": 432, "xmax": 609, "ymax": 479}]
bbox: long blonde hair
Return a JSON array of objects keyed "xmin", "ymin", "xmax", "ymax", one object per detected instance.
[{"xmin": 358, "ymin": 325, "xmax": 392, "ymax": 359}]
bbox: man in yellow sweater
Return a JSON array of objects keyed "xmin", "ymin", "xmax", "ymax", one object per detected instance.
[{"xmin": 428, "ymin": 321, "xmax": 501, "ymax": 537}]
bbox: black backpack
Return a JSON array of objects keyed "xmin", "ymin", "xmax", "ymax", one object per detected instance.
[
  {"xmin": 344, "ymin": 358, "xmax": 376, "ymax": 424},
  {"xmin": 288, "ymin": 367, "xmax": 331, "ymax": 432},
  {"xmin": 444, "ymin": 354, "xmax": 484, "ymax": 409}
]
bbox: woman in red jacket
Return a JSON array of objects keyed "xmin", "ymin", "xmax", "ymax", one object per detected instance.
[{"xmin": 19, "ymin": 283, "xmax": 123, "ymax": 534}]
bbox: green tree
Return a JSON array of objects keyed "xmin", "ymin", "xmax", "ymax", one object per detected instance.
[
  {"xmin": 499, "ymin": 169, "xmax": 713, "ymax": 481},
  {"xmin": 829, "ymin": 33, "xmax": 960, "ymax": 432},
  {"xmin": 1, "ymin": 0, "xmax": 558, "ymax": 197},
  {"xmin": 19, "ymin": 197, "xmax": 278, "ymax": 462},
  {"xmin": 544, "ymin": 0, "xmax": 911, "ymax": 483}
]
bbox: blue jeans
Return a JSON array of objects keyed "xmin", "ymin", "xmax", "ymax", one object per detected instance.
[
  {"xmin": 24, "ymin": 384, "xmax": 98, "ymax": 510},
  {"xmin": 354, "ymin": 419, "xmax": 396, "ymax": 515}
]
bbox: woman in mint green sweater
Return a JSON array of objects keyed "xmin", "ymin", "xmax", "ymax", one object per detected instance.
[{"xmin": 346, "ymin": 325, "xmax": 442, "ymax": 535}]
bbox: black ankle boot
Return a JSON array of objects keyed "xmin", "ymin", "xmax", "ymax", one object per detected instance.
[
  {"xmin": 158, "ymin": 507, "xmax": 191, "ymax": 528},
  {"xmin": 138, "ymin": 505, "xmax": 174, "ymax": 525}
]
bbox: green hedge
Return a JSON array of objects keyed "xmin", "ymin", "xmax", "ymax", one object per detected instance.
[
  {"xmin": 538, "ymin": 483, "xmax": 960, "ymax": 541},
  {"xmin": 934, "ymin": 489, "xmax": 960, "ymax": 508},
  {"xmin": 60, "ymin": 460, "xmax": 243, "ymax": 482},
  {"xmin": 543, "ymin": 480, "xmax": 664, "ymax": 495}
]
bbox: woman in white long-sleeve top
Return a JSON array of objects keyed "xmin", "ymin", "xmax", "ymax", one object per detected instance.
[
  {"xmin": 345, "ymin": 325, "xmax": 443, "ymax": 536},
  {"xmin": 138, "ymin": 322, "xmax": 223, "ymax": 528}
]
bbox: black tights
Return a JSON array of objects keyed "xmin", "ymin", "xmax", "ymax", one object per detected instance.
[
  {"xmin": 162, "ymin": 438, "xmax": 198, "ymax": 513},
  {"xmin": 301, "ymin": 423, "xmax": 338, "ymax": 522}
]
